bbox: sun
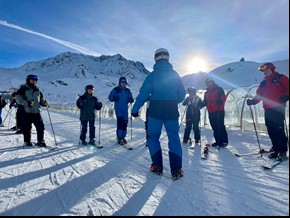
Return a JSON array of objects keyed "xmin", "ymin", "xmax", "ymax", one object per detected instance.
[{"xmin": 187, "ymin": 57, "xmax": 208, "ymax": 74}]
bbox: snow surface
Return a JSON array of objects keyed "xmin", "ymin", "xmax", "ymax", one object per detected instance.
[{"xmin": 0, "ymin": 106, "xmax": 288, "ymax": 216}]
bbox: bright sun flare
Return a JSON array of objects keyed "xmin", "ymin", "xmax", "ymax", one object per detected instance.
[{"xmin": 187, "ymin": 57, "xmax": 207, "ymax": 74}]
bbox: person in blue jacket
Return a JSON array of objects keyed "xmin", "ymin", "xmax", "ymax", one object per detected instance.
[
  {"xmin": 131, "ymin": 48, "xmax": 186, "ymax": 180},
  {"xmin": 108, "ymin": 77, "xmax": 134, "ymax": 145}
]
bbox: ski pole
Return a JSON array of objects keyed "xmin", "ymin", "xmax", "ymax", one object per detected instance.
[
  {"xmin": 46, "ymin": 106, "xmax": 57, "ymax": 146},
  {"xmin": 199, "ymin": 119, "xmax": 202, "ymax": 147},
  {"xmin": 249, "ymin": 105, "xmax": 262, "ymax": 157},
  {"xmin": 3, "ymin": 107, "xmax": 15, "ymax": 124},
  {"xmin": 98, "ymin": 109, "xmax": 101, "ymax": 144},
  {"xmin": 130, "ymin": 103, "xmax": 133, "ymax": 140},
  {"xmin": 79, "ymin": 123, "xmax": 82, "ymax": 145},
  {"xmin": 285, "ymin": 119, "xmax": 289, "ymax": 148},
  {"xmin": 179, "ymin": 105, "xmax": 188, "ymax": 130}
]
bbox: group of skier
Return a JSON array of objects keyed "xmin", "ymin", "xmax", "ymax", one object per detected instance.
[{"xmin": 0, "ymin": 48, "xmax": 288, "ymax": 180}]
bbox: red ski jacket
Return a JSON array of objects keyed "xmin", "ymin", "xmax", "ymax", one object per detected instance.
[
  {"xmin": 203, "ymin": 84, "xmax": 227, "ymax": 113},
  {"xmin": 253, "ymin": 71, "xmax": 289, "ymax": 109}
]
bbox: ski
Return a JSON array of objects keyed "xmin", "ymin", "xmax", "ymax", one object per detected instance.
[
  {"xmin": 88, "ymin": 144, "xmax": 103, "ymax": 149},
  {"xmin": 121, "ymin": 144, "xmax": 133, "ymax": 150},
  {"xmin": 189, "ymin": 143, "xmax": 199, "ymax": 150},
  {"xmin": 234, "ymin": 149, "xmax": 273, "ymax": 157},
  {"xmin": 262, "ymin": 157, "xmax": 288, "ymax": 169},
  {"xmin": 201, "ymin": 144, "xmax": 210, "ymax": 159},
  {"xmin": 116, "ymin": 139, "xmax": 133, "ymax": 150},
  {"xmin": 33, "ymin": 143, "xmax": 58, "ymax": 150}
]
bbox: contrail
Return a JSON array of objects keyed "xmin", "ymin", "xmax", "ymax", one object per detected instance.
[{"xmin": 0, "ymin": 20, "xmax": 100, "ymax": 56}]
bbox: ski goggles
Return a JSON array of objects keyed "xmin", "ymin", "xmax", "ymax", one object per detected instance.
[
  {"xmin": 30, "ymin": 75, "xmax": 39, "ymax": 81},
  {"xmin": 258, "ymin": 64, "xmax": 275, "ymax": 71}
]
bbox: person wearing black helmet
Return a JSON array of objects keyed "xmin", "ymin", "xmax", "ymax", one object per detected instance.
[
  {"xmin": 76, "ymin": 85, "xmax": 103, "ymax": 145},
  {"xmin": 182, "ymin": 87, "xmax": 203, "ymax": 145},
  {"xmin": 15, "ymin": 74, "xmax": 49, "ymax": 147},
  {"xmin": 247, "ymin": 62, "xmax": 289, "ymax": 160},
  {"xmin": 108, "ymin": 76, "xmax": 134, "ymax": 145}
]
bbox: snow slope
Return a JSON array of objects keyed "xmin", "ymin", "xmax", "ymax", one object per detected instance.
[{"xmin": 0, "ymin": 107, "xmax": 288, "ymax": 216}]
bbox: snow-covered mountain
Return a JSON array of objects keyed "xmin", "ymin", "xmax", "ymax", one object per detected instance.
[
  {"xmin": 0, "ymin": 52, "xmax": 288, "ymax": 104},
  {"xmin": 0, "ymin": 52, "xmax": 150, "ymax": 103},
  {"xmin": 182, "ymin": 59, "xmax": 289, "ymax": 90}
]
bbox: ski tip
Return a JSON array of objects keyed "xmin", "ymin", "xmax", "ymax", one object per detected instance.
[{"xmin": 234, "ymin": 153, "xmax": 241, "ymax": 157}]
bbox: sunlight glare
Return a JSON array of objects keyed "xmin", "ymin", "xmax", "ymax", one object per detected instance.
[{"xmin": 187, "ymin": 57, "xmax": 207, "ymax": 74}]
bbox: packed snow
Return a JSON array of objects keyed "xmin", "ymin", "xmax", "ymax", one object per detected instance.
[{"xmin": 0, "ymin": 104, "xmax": 288, "ymax": 216}]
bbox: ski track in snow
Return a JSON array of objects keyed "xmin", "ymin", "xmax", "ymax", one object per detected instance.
[{"xmin": 0, "ymin": 108, "xmax": 288, "ymax": 216}]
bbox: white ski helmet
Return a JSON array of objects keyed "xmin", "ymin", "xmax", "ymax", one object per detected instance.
[{"xmin": 154, "ymin": 48, "xmax": 170, "ymax": 62}]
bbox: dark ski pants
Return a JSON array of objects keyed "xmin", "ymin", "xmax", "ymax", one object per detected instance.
[
  {"xmin": 16, "ymin": 108, "xmax": 24, "ymax": 130},
  {"xmin": 208, "ymin": 110, "xmax": 228, "ymax": 145},
  {"xmin": 265, "ymin": 106, "xmax": 288, "ymax": 153},
  {"xmin": 22, "ymin": 112, "xmax": 45, "ymax": 143},
  {"xmin": 116, "ymin": 117, "xmax": 128, "ymax": 139},
  {"xmin": 80, "ymin": 120, "xmax": 95, "ymax": 141},
  {"xmin": 183, "ymin": 116, "xmax": 200, "ymax": 143}
]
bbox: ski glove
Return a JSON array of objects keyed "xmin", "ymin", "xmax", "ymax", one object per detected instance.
[
  {"xmin": 216, "ymin": 99, "xmax": 223, "ymax": 105},
  {"xmin": 131, "ymin": 112, "xmax": 139, "ymax": 117},
  {"xmin": 279, "ymin": 96, "xmax": 289, "ymax": 103},
  {"xmin": 43, "ymin": 101, "xmax": 49, "ymax": 107},
  {"xmin": 246, "ymin": 99, "xmax": 255, "ymax": 106},
  {"xmin": 128, "ymin": 97, "xmax": 134, "ymax": 103},
  {"xmin": 95, "ymin": 102, "xmax": 102, "ymax": 110},
  {"xmin": 28, "ymin": 101, "xmax": 35, "ymax": 107}
]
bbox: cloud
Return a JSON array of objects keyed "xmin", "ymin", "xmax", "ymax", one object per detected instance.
[{"xmin": 0, "ymin": 20, "xmax": 100, "ymax": 57}]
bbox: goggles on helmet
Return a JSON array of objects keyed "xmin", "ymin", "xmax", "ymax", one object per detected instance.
[
  {"xmin": 258, "ymin": 65, "xmax": 268, "ymax": 71},
  {"xmin": 258, "ymin": 63, "xmax": 275, "ymax": 71},
  {"xmin": 30, "ymin": 75, "xmax": 39, "ymax": 81}
]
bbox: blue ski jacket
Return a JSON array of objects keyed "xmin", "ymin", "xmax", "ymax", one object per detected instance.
[{"xmin": 132, "ymin": 59, "xmax": 185, "ymax": 120}]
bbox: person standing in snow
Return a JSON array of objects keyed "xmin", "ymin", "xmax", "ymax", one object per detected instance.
[
  {"xmin": 202, "ymin": 77, "xmax": 228, "ymax": 147},
  {"xmin": 15, "ymin": 74, "xmax": 49, "ymax": 147},
  {"xmin": 9, "ymin": 92, "xmax": 24, "ymax": 134},
  {"xmin": 247, "ymin": 62, "xmax": 289, "ymax": 159},
  {"xmin": 131, "ymin": 48, "xmax": 186, "ymax": 180},
  {"xmin": 76, "ymin": 85, "xmax": 103, "ymax": 145},
  {"xmin": 0, "ymin": 94, "xmax": 7, "ymax": 127},
  {"xmin": 108, "ymin": 77, "xmax": 134, "ymax": 145},
  {"xmin": 182, "ymin": 87, "xmax": 203, "ymax": 145}
]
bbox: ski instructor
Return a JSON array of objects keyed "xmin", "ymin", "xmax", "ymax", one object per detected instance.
[{"xmin": 131, "ymin": 48, "xmax": 186, "ymax": 180}]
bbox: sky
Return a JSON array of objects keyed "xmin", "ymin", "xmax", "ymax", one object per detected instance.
[
  {"xmin": 0, "ymin": 0, "xmax": 289, "ymax": 76},
  {"xmin": 0, "ymin": 103, "xmax": 289, "ymax": 215}
]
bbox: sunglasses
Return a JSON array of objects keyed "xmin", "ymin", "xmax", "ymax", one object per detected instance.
[{"xmin": 120, "ymin": 80, "xmax": 127, "ymax": 83}]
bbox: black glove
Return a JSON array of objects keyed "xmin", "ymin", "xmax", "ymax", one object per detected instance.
[
  {"xmin": 131, "ymin": 112, "xmax": 139, "ymax": 117},
  {"xmin": 28, "ymin": 101, "xmax": 35, "ymax": 107},
  {"xmin": 128, "ymin": 98, "xmax": 134, "ymax": 103},
  {"xmin": 9, "ymin": 105, "xmax": 12, "ymax": 109},
  {"xmin": 246, "ymin": 99, "xmax": 255, "ymax": 106},
  {"xmin": 95, "ymin": 102, "xmax": 102, "ymax": 110},
  {"xmin": 113, "ymin": 96, "xmax": 119, "ymax": 101},
  {"xmin": 279, "ymin": 96, "xmax": 289, "ymax": 103},
  {"xmin": 216, "ymin": 99, "xmax": 223, "ymax": 105}
]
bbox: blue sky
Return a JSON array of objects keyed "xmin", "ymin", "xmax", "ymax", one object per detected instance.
[{"xmin": 0, "ymin": 0, "xmax": 289, "ymax": 75}]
